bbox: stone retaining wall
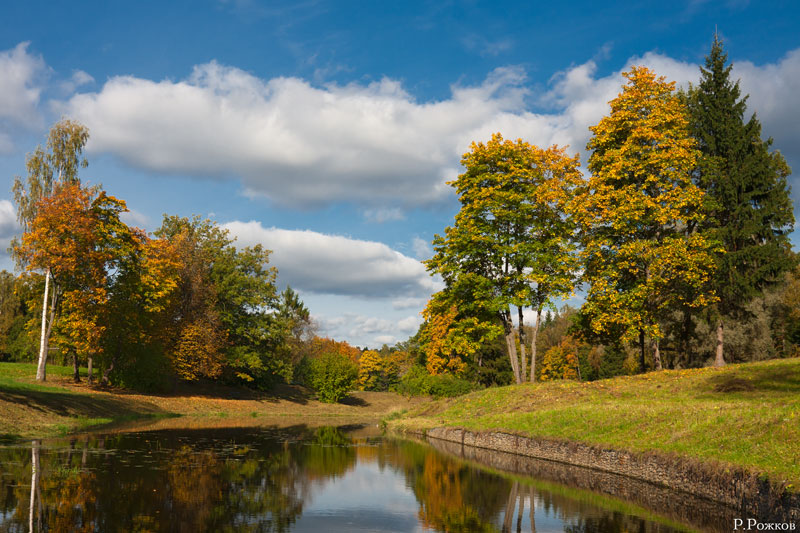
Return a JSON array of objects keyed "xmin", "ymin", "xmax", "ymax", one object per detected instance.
[{"xmin": 409, "ymin": 427, "xmax": 799, "ymax": 523}]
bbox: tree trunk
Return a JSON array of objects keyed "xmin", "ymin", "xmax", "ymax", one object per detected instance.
[
  {"xmin": 639, "ymin": 329, "xmax": 645, "ymax": 373},
  {"xmin": 681, "ymin": 308, "xmax": 693, "ymax": 368},
  {"xmin": 517, "ymin": 306, "xmax": 527, "ymax": 383},
  {"xmin": 652, "ymin": 338, "xmax": 662, "ymax": 370},
  {"xmin": 714, "ymin": 320, "xmax": 725, "ymax": 367},
  {"xmin": 529, "ymin": 306, "xmax": 542, "ymax": 382},
  {"xmin": 101, "ymin": 358, "xmax": 115, "ymax": 386},
  {"xmin": 501, "ymin": 311, "xmax": 521, "ymax": 384},
  {"xmin": 87, "ymin": 356, "xmax": 94, "ymax": 384},
  {"xmin": 72, "ymin": 353, "xmax": 80, "ymax": 383},
  {"xmin": 504, "ymin": 329, "xmax": 521, "ymax": 384},
  {"xmin": 36, "ymin": 268, "xmax": 50, "ymax": 381}
]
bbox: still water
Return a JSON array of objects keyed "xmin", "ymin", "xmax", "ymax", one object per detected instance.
[{"xmin": 0, "ymin": 424, "xmax": 728, "ymax": 532}]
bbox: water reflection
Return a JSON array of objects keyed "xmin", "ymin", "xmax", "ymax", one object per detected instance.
[{"xmin": 0, "ymin": 425, "xmax": 708, "ymax": 532}]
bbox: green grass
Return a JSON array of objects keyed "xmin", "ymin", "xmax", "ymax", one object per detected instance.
[{"xmin": 389, "ymin": 358, "xmax": 800, "ymax": 486}]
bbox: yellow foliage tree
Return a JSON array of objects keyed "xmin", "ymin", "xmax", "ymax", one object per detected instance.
[
  {"xmin": 539, "ymin": 336, "xmax": 580, "ymax": 381},
  {"xmin": 575, "ymin": 66, "xmax": 718, "ymax": 371}
]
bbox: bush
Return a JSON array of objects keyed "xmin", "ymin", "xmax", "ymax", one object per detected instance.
[
  {"xmin": 309, "ymin": 352, "xmax": 358, "ymax": 403},
  {"xmin": 395, "ymin": 365, "xmax": 478, "ymax": 398}
]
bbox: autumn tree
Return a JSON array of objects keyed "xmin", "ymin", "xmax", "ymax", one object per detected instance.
[
  {"xmin": 686, "ymin": 35, "xmax": 794, "ymax": 366},
  {"xmin": 98, "ymin": 233, "xmax": 180, "ymax": 387},
  {"xmin": 575, "ymin": 66, "xmax": 718, "ymax": 371},
  {"xmin": 12, "ymin": 119, "xmax": 90, "ymax": 381},
  {"xmin": 418, "ymin": 290, "xmax": 501, "ymax": 376},
  {"xmin": 426, "ymin": 133, "xmax": 581, "ymax": 384},
  {"xmin": 155, "ymin": 216, "xmax": 286, "ymax": 385},
  {"xmin": 15, "ymin": 184, "xmax": 135, "ymax": 382}
]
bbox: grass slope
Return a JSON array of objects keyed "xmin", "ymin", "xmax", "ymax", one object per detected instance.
[
  {"xmin": 0, "ymin": 362, "xmax": 419, "ymax": 440},
  {"xmin": 388, "ymin": 357, "xmax": 800, "ymax": 486}
]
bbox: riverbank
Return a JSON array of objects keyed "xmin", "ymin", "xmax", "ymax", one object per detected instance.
[
  {"xmin": 386, "ymin": 358, "xmax": 800, "ymax": 492},
  {"xmin": 0, "ymin": 362, "xmax": 421, "ymax": 440}
]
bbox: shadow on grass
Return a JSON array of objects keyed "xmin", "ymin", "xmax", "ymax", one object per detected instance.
[
  {"xmin": 0, "ymin": 385, "xmax": 166, "ymax": 420},
  {"xmin": 107, "ymin": 380, "xmax": 314, "ymax": 405},
  {"xmin": 339, "ymin": 395, "xmax": 369, "ymax": 407},
  {"xmin": 705, "ymin": 360, "xmax": 800, "ymax": 396},
  {"xmin": 0, "ymin": 433, "xmax": 21, "ymax": 444}
]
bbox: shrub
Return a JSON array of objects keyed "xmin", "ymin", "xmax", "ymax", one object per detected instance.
[
  {"xmin": 395, "ymin": 365, "xmax": 478, "ymax": 398},
  {"xmin": 309, "ymin": 351, "xmax": 358, "ymax": 403}
]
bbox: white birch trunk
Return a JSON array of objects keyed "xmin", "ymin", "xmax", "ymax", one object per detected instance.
[{"xmin": 36, "ymin": 268, "xmax": 50, "ymax": 382}]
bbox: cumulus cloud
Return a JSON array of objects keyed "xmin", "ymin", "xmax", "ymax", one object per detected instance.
[
  {"xmin": 0, "ymin": 42, "xmax": 47, "ymax": 127},
  {"xmin": 411, "ymin": 236, "xmax": 432, "ymax": 260},
  {"xmin": 59, "ymin": 69, "xmax": 94, "ymax": 94},
  {"xmin": 55, "ymin": 46, "xmax": 800, "ymax": 210},
  {"xmin": 736, "ymin": 49, "xmax": 800, "ymax": 165},
  {"xmin": 363, "ymin": 207, "xmax": 405, "ymax": 223},
  {"xmin": 392, "ymin": 296, "xmax": 427, "ymax": 310},
  {"xmin": 59, "ymin": 62, "xmax": 572, "ymax": 208},
  {"xmin": 222, "ymin": 220, "xmax": 442, "ymax": 298},
  {"xmin": 119, "ymin": 208, "xmax": 150, "ymax": 229},
  {"xmin": 0, "ymin": 200, "xmax": 20, "ymax": 252},
  {"xmin": 337, "ymin": 313, "xmax": 420, "ymax": 346},
  {"xmin": 0, "ymin": 42, "xmax": 47, "ymax": 153}
]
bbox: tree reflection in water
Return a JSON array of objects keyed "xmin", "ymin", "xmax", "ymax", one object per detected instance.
[{"xmin": 0, "ymin": 426, "xmax": 692, "ymax": 532}]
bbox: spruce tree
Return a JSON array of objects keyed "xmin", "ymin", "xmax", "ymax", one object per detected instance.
[{"xmin": 687, "ymin": 34, "xmax": 794, "ymax": 366}]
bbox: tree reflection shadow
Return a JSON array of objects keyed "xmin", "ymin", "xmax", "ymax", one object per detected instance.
[{"xmin": 1, "ymin": 427, "xmax": 697, "ymax": 532}]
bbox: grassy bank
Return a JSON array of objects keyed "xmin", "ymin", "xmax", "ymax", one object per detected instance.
[
  {"xmin": 0, "ymin": 362, "xmax": 421, "ymax": 441},
  {"xmin": 387, "ymin": 357, "xmax": 800, "ymax": 487}
]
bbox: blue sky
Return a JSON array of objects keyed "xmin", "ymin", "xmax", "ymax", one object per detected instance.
[{"xmin": 1, "ymin": 0, "xmax": 799, "ymax": 348}]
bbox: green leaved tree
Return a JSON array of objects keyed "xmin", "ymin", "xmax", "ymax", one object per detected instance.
[
  {"xmin": 426, "ymin": 133, "xmax": 581, "ymax": 383},
  {"xmin": 686, "ymin": 35, "xmax": 794, "ymax": 366}
]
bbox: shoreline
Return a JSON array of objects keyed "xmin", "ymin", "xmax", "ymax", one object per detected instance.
[
  {"xmin": 394, "ymin": 425, "xmax": 800, "ymax": 523},
  {"xmin": 0, "ymin": 363, "xmax": 420, "ymax": 441}
]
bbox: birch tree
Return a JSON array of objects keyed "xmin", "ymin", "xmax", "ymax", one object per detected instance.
[{"xmin": 12, "ymin": 119, "xmax": 89, "ymax": 381}]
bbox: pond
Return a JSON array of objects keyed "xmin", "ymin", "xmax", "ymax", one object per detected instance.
[{"xmin": 0, "ymin": 424, "xmax": 734, "ymax": 532}]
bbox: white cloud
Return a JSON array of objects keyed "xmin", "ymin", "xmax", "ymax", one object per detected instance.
[
  {"xmin": 58, "ymin": 62, "xmax": 564, "ymax": 208},
  {"xmin": 0, "ymin": 42, "xmax": 47, "ymax": 130},
  {"xmin": 0, "ymin": 200, "xmax": 20, "ymax": 254},
  {"xmin": 373, "ymin": 335, "xmax": 396, "ymax": 345},
  {"xmin": 397, "ymin": 315, "xmax": 422, "ymax": 333},
  {"xmin": 363, "ymin": 207, "xmax": 405, "ymax": 223},
  {"xmin": 119, "ymin": 208, "xmax": 150, "ymax": 229},
  {"xmin": 411, "ymin": 236, "xmax": 432, "ymax": 260},
  {"xmin": 736, "ymin": 49, "xmax": 800, "ymax": 167},
  {"xmin": 222, "ymin": 220, "xmax": 443, "ymax": 298},
  {"xmin": 392, "ymin": 296, "xmax": 427, "ymax": 310},
  {"xmin": 56, "ymin": 48, "xmax": 800, "ymax": 209},
  {"xmin": 59, "ymin": 69, "xmax": 94, "ymax": 94}
]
